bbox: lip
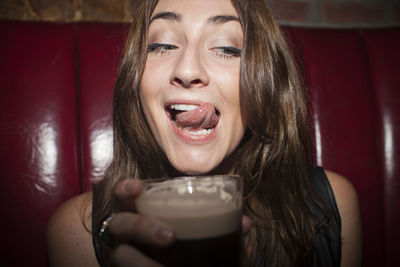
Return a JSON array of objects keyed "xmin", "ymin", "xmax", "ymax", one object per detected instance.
[{"xmin": 164, "ymin": 99, "xmax": 219, "ymax": 144}]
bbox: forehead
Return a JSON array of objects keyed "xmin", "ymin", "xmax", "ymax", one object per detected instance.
[{"xmin": 153, "ymin": 0, "xmax": 238, "ymax": 18}]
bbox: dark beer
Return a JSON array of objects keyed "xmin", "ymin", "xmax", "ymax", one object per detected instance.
[
  {"xmin": 136, "ymin": 176, "xmax": 243, "ymax": 266},
  {"xmin": 137, "ymin": 229, "xmax": 241, "ymax": 267}
]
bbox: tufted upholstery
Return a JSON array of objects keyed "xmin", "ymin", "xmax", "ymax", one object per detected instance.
[{"xmin": 0, "ymin": 21, "xmax": 399, "ymax": 267}]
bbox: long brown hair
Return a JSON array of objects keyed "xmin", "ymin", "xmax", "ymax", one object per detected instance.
[{"xmin": 94, "ymin": 0, "xmax": 322, "ymax": 266}]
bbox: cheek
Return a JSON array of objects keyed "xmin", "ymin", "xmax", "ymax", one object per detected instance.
[
  {"xmin": 138, "ymin": 89, "xmax": 150, "ymax": 120},
  {"xmin": 138, "ymin": 75, "xmax": 150, "ymax": 118},
  {"xmin": 222, "ymin": 69, "xmax": 245, "ymax": 144},
  {"xmin": 215, "ymin": 69, "xmax": 241, "ymax": 110},
  {"xmin": 209, "ymin": 59, "xmax": 240, "ymax": 91},
  {"xmin": 139, "ymin": 76, "xmax": 158, "ymax": 133},
  {"xmin": 140, "ymin": 65, "xmax": 155, "ymax": 98},
  {"xmin": 140, "ymin": 60, "xmax": 164, "ymax": 111}
]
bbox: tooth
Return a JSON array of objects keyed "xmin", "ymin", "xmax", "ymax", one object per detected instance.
[
  {"xmin": 171, "ymin": 104, "xmax": 199, "ymax": 111},
  {"xmin": 184, "ymin": 128, "xmax": 214, "ymax": 135}
]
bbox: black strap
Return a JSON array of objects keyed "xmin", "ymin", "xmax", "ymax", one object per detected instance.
[{"xmin": 92, "ymin": 184, "xmax": 105, "ymax": 267}]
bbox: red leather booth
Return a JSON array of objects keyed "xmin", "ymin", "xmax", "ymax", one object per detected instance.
[{"xmin": 0, "ymin": 21, "xmax": 399, "ymax": 266}]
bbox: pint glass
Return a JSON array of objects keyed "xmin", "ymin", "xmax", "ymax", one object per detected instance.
[{"xmin": 136, "ymin": 175, "xmax": 243, "ymax": 267}]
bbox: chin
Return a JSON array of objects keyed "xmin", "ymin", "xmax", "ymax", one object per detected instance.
[
  {"xmin": 169, "ymin": 158, "xmax": 220, "ymax": 176},
  {"xmin": 173, "ymin": 164, "xmax": 216, "ymax": 176}
]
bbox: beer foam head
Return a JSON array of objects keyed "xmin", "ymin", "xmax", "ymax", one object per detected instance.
[
  {"xmin": 136, "ymin": 176, "xmax": 241, "ymax": 217},
  {"xmin": 136, "ymin": 176, "xmax": 242, "ymax": 239}
]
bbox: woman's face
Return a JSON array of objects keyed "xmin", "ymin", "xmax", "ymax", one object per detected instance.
[{"xmin": 140, "ymin": 0, "xmax": 245, "ymax": 175}]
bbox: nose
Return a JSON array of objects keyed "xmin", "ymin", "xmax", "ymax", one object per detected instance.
[{"xmin": 170, "ymin": 46, "xmax": 209, "ymax": 88}]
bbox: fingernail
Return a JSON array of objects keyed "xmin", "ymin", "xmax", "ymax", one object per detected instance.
[{"xmin": 154, "ymin": 226, "xmax": 174, "ymax": 243}]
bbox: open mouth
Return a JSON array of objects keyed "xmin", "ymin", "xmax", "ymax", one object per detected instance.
[{"xmin": 165, "ymin": 102, "xmax": 220, "ymax": 135}]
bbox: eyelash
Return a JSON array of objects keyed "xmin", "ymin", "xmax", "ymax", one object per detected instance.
[
  {"xmin": 214, "ymin": 47, "xmax": 242, "ymax": 59},
  {"xmin": 147, "ymin": 43, "xmax": 177, "ymax": 55},
  {"xmin": 147, "ymin": 43, "xmax": 242, "ymax": 59}
]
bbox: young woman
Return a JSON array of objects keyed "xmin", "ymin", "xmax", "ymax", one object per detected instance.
[{"xmin": 47, "ymin": 0, "xmax": 362, "ymax": 266}]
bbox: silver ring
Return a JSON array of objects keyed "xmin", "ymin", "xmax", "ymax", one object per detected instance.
[{"xmin": 98, "ymin": 214, "xmax": 118, "ymax": 248}]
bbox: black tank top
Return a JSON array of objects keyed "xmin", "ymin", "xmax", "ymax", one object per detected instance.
[
  {"xmin": 92, "ymin": 167, "xmax": 341, "ymax": 266},
  {"xmin": 310, "ymin": 167, "xmax": 342, "ymax": 267}
]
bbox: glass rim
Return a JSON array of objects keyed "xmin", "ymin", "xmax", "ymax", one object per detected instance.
[{"xmin": 141, "ymin": 174, "xmax": 241, "ymax": 184}]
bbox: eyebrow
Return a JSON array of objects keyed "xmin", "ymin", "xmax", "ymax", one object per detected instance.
[
  {"xmin": 149, "ymin": 12, "xmax": 240, "ymax": 25},
  {"xmin": 207, "ymin": 15, "xmax": 240, "ymax": 25},
  {"xmin": 150, "ymin": 12, "xmax": 182, "ymax": 24}
]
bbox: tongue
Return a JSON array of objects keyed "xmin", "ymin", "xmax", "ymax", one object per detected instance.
[{"xmin": 175, "ymin": 102, "xmax": 219, "ymax": 130}]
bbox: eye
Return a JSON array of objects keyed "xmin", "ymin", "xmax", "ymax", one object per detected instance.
[
  {"xmin": 147, "ymin": 43, "xmax": 178, "ymax": 55},
  {"xmin": 214, "ymin": 46, "xmax": 242, "ymax": 59}
]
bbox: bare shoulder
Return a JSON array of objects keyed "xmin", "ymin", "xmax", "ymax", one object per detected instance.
[
  {"xmin": 46, "ymin": 191, "xmax": 99, "ymax": 267},
  {"xmin": 324, "ymin": 170, "xmax": 362, "ymax": 267},
  {"xmin": 324, "ymin": 170, "xmax": 358, "ymax": 208}
]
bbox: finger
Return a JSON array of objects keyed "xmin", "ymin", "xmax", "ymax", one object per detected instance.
[
  {"xmin": 114, "ymin": 178, "xmax": 143, "ymax": 211},
  {"xmin": 109, "ymin": 212, "xmax": 174, "ymax": 246},
  {"xmin": 109, "ymin": 243, "xmax": 164, "ymax": 267},
  {"xmin": 241, "ymin": 215, "xmax": 252, "ymax": 234}
]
